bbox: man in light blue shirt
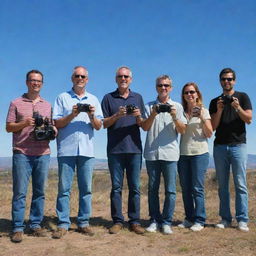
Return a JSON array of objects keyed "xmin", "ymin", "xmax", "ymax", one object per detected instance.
[
  {"xmin": 52, "ymin": 66, "xmax": 103, "ymax": 239},
  {"xmin": 141, "ymin": 75, "xmax": 187, "ymax": 235}
]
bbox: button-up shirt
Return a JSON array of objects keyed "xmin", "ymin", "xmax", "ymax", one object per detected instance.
[
  {"xmin": 143, "ymin": 98, "xmax": 187, "ymax": 161},
  {"xmin": 53, "ymin": 89, "xmax": 103, "ymax": 157}
]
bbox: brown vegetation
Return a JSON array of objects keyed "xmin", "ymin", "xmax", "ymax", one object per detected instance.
[{"xmin": 0, "ymin": 169, "xmax": 256, "ymax": 256}]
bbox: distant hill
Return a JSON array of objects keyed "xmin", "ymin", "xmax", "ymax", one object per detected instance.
[{"xmin": 0, "ymin": 154, "xmax": 256, "ymax": 171}]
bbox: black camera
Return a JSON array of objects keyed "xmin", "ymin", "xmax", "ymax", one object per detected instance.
[
  {"xmin": 77, "ymin": 103, "xmax": 91, "ymax": 112},
  {"xmin": 192, "ymin": 106, "xmax": 201, "ymax": 117},
  {"xmin": 33, "ymin": 112, "xmax": 55, "ymax": 141},
  {"xmin": 155, "ymin": 103, "xmax": 172, "ymax": 113},
  {"xmin": 220, "ymin": 95, "xmax": 233, "ymax": 105},
  {"xmin": 125, "ymin": 104, "xmax": 138, "ymax": 115}
]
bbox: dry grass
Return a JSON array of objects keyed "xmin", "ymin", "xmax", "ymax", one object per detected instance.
[{"xmin": 0, "ymin": 169, "xmax": 256, "ymax": 256}]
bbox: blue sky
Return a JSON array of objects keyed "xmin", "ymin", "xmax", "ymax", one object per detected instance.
[{"xmin": 0, "ymin": 0, "xmax": 255, "ymax": 158}]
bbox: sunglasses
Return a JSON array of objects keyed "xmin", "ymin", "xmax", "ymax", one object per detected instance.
[
  {"xmin": 157, "ymin": 84, "xmax": 171, "ymax": 88},
  {"xmin": 184, "ymin": 90, "xmax": 196, "ymax": 95},
  {"xmin": 74, "ymin": 74, "xmax": 87, "ymax": 79},
  {"xmin": 221, "ymin": 77, "xmax": 234, "ymax": 82},
  {"xmin": 117, "ymin": 75, "xmax": 130, "ymax": 79}
]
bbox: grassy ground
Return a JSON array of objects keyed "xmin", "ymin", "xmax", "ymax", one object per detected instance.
[{"xmin": 0, "ymin": 169, "xmax": 256, "ymax": 256}]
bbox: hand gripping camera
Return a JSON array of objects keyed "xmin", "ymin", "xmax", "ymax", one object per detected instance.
[
  {"xmin": 77, "ymin": 103, "xmax": 91, "ymax": 112},
  {"xmin": 155, "ymin": 103, "xmax": 172, "ymax": 113},
  {"xmin": 125, "ymin": 104, "xmax": 138, "ymax": 115},
  {"xmin": 33, "ymin": 112, "xmax": 56, "ymax": 141},
  {"xmin": 220, "ymin": 95, "xmax": 234, "ymax": 105}
]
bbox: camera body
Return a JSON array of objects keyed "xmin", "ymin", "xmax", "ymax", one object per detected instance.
[
  {"xmin": 77, "ymin": 103, "xmax": 91, "ymax": 112},
  {"xmin": 33, "ymin": 112, "xmax": 55, "ymax": 141},
  {"xmin": 155, "ymin": 103, "xmax": 172, "ymax": 113},
  {"xmin": 192, "ymin": 106, "xmax": 201, "ymax": 117},
  {"xmin": 220, "ymin": 95, "xmax": 233, "ymax": 105},
  {"xmin": 125, "ymin": 104, "xmax": 138, "ymax": 115}
]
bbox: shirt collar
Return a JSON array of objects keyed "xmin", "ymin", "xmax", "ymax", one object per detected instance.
[
  {"xmin": 69, "ymin": 88, "xmax": 88, "ymax": 99},
  {"xmin": 22, "ymin": 93, "xmax": 44, "ymax": 102}
]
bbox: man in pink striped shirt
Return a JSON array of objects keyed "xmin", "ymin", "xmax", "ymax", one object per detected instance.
[{"xmin": 6, "ymin": 70, "xmax": 56, "ymax": 243}]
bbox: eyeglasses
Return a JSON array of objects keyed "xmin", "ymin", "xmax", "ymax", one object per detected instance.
[
  {"xmin": 157, "ymin": 84, "xmax": 171, "ymax": 88},
  {"xmin": 117, "ymin": 75, "xmax": 130, "ymax": 79},
  {"xmin": 184, "ymin": 90, "xmax": 196, "ymax": 95},
  {"xmin": 27, "ymin": 79, "xmax": 43, "ymax": 83},
  {"xmin": 74, "ymin": 74, "xmax": 87, "ymax": 79},
  {"xmin": 221, "ymin": 77, "xmax": 234, "ymax": 82}
]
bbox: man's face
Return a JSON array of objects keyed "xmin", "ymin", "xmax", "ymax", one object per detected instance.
[
  {"xmin": 156, "ymin": 78, "xmax": 172, "ymax": 98},
  {"xmin": 72, "ymin": 67, "xmax": 88, "ymax": 89},
  {"xmin": 220, "ymin": 72, "xmax": 235, "ymax": 92},
  {"xmin": 26, "ymin": 73, "xmax": 43, "ymax": 94},
  {"xmin": 115, "ymin": 68, "xmax": 132, "ymax": 91}
]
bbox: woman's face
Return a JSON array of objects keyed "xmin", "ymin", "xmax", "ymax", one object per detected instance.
[{"xmin": 183, "ymin": 85, "xmax": 198, "ymax": 104}]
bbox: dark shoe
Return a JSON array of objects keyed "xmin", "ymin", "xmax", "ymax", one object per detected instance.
[
  {"xmin": 11, "ymin": 231, "xmax": 23, "ymax": 243},
  {"xmin": 52, "ymin": 228, "xmax": 67, "ymax": 239},
  {"xmin": 109, "ymin": 223, "xmax": 123, "ymax": 234},
  {"xmin": 30, "ymin": 228, "xmax": 48, "ymax": 237},
  {"xmin": 129, "ymin": 224, "xmax": 145, "ymax": 235},
  {"xmin": 78, "ymin": 226, "xmax": 94, "ymax": 236}
]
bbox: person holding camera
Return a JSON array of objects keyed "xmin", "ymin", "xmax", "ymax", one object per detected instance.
[
  {"xmin": 177, "ymin": 82, "xmax": 212, "ymax": 232},
  {"xmin": 52, "ymin": 66, "xmax": 103, "ymax": 238},
  {"xmin": 101, "ymin": 66, "xmax": 145, "ymax": 235},
  {"xmin": 6, "ymin": 70, "xmax": 56, "ymax": 243},
  {"xmin": 209, "ymin": 68, "xmax": 252, "ymax": 231},
  {"xmin": 141, "ymin": 75, "xmax": 187, "ymax": 234}
]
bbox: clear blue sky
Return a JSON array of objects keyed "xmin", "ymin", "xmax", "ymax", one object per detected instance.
[{"xmin": 1, "ymin": 0, "xmax": 255, "ymax": 158}]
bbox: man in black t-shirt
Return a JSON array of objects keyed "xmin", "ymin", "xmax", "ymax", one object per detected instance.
[{"xmin": 209, "ymin": 68, "xmax": 252, "ymax": 232}]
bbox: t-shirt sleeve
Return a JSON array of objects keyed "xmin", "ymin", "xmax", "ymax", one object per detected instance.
[
  {"xmin": 6, "ymin": 102, "xmax": 16, "ymax": 123},
  {"xmin": 240, "ymin": 93, "xmax": 252, "ymax": 110},
  {"xmin": 53, "ymin": 96, "xmax": 64, "ymax": 120}
]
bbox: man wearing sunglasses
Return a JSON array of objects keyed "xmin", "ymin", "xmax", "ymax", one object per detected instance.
[
  {"xmin": 141, "ymin": 75, "xmax": 187, "ymax": 234},
  {"xmin": 52, "ymin": 66, "xmax": 103, "ymax": 238},
  {"xmin": 101, "ymin": 66, "xmax": 145, "ymax": 235},
  {"xmin": 209, "ymin": 68, "xmax": 252, "ymax": 232}
]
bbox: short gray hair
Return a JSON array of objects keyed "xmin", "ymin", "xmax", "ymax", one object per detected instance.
[
  {"xmin": 72, "ymin": 66, "xmax": 89, "ymax": 76},
  {"xmin": 155, "ymin": 74, "xmax": 172, "ymax": 86},
  {"xmin": 116, "ymin": 66, "xmax": 132, "ymax": 78}
]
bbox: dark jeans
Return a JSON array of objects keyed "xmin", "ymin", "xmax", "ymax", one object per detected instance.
[{"xmin": 108, "ymin": 153, "xmax": 142, "ymax": 224}]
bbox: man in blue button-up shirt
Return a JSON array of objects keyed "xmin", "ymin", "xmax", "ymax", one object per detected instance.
[{"xmin": 52, "ymin": 66, "xmax": 103, "ymax": 239}]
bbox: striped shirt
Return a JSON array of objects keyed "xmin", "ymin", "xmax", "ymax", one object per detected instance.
[{"xmin": 6, "ymin": 94, "xmax": 52, "ymax": 156}]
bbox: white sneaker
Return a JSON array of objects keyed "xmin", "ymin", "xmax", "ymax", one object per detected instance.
[
  {"xmin": 146, "ymin": 223, "xmax": 159, "ymax": 233},
  {"xmin": 178, "ymin": 220, "xmax": 193, "ymax": 228},
  {"xmin": 162, "ymin": 224, "xmax": 173, "ymax": 235},
  {"xmin": 190, "ymin": 223, "xmax": 204, "ymax": 232},
  {"xmin": 215, "ymin": 220, "xmax": 231, "ymax": 229},
  {"xmin": 238, "ymin": 221, "xmax": 249, "ymax": 232}
]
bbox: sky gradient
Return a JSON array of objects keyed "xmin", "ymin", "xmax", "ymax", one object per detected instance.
[{"xmin": 1, "ymin": 0, "xmax": 255, "ymax": 158}]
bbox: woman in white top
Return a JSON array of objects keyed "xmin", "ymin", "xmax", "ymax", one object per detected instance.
[{"xmin": 178, "ymin": 82, "xmax": 213, "ymax": 232}]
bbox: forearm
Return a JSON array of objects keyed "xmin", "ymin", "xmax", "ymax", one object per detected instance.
[
  {"xmin": 211, "ymin": 111, "xmax": 222, "ymax": 131},
  {"xmin": 89, "ymin": 115, "xmax": 102, "ymax": 130},
  {"xmin": 236, "ymin": 108, "xmax": 252, "ymax": 124},
  {"xmin": 140, "ymin": 113, "xmax": 157, "ymax": 131},
  {"xmin": 103, "ymin": 113, "xmax": 120, "ymax": 128},
  {"xmin": 201, "ymin": 119, "xmax": 213, "ymax": 138},
  {"xmin": 6, "ymin": 122, "xmax": 28, "ymax": 133},
  {"xmin": 54, "ymin": 113, "xmax": 76, "ymax": 128},
  {"xmin": 174, "ymin": 119, "xmax": 186, "ymax": 134}
]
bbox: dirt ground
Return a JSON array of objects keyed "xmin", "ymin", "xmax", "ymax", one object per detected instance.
[{"xmin": 0, "ymin": 170, "xmax": 256, "ymax": 256}]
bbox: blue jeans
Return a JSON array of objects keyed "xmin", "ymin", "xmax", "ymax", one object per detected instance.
[
  {"xmin": 214, "ymin": 144, "xmax": 248, "ymax": 223},
  {"xmin": 178, "ymin": 153, "xmax": 209, "ymax": 225},
  {"xmin": 12, "ymin": 153, "xmax": 50, "ymax": 232},
  {"xmin": 146, "ymin": 160, "xmax": 177, "ymax": 225},
  {"xmin": 56, "ymin": 156, "xmax": 94, "ymax": 229},
  {"xmin": 108, "ymin": 153, "xmax": 142, "ymax": 224}
]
